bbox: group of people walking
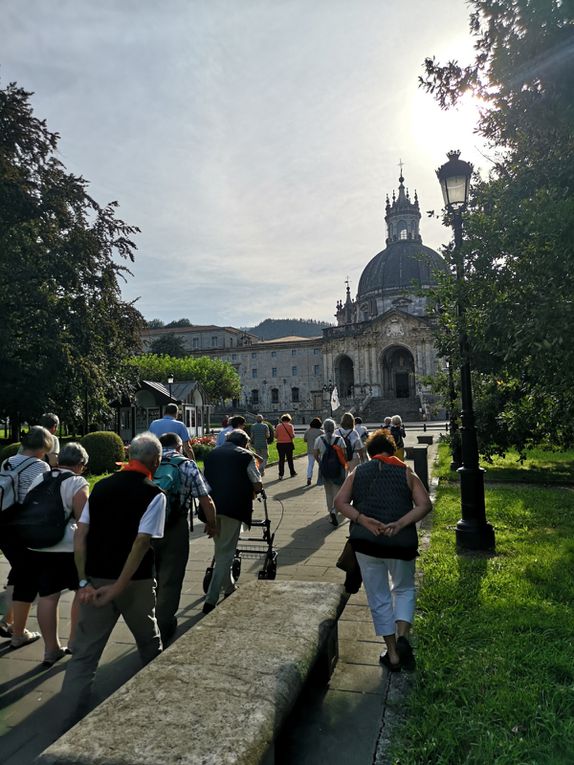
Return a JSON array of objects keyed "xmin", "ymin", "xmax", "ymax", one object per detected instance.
[{"xmin": 0, "ymin": 404, "xmax": 430, "ymax": 727}]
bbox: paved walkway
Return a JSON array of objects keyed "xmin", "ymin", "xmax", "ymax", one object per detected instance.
[{"xmin": 0, "ymin": 426, "xmax": 442, "ymax": 765}]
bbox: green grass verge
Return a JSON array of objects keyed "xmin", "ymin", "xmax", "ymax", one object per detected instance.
[
  {"xmin": 435, "ymin": 442, "xmax": 574, "ymax": 484},
  {"xmin": 390, "ymin": 478, "xmax": 574, "ymax": 763}
]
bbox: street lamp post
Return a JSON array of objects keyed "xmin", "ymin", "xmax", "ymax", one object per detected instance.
[
  {"xmin": 323, "ymin": 380, "xmax": 335, "ymax": 417},
  {"xmin": 436, "ymin": 150, "xmax": 495, "ymax": 552},
  {"xmin": 167, "ymin": 374, "xmax": 174, "ymax": 401}
]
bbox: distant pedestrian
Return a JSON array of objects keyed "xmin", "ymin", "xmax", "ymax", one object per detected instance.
[
  {"xmin": 149, "ymin": 404, "xmax": 194, "ymax": 459},
  {"xmin": 40, "ymin": 413, "xmax": 60, "ymax": 467},
  {"xmin": 390, "ymin": 415, "xmax": 406, "ymax": 461},
  {"xmin": 335, "ymin": 412, "xmax": 365, "ymax": 471},
  {"xmin": 275, "ymin": 414, "xmax": 296, "ymax": 479},
  {"xmin": 303, "ymin": 417, "xmax": 323, "ymax": 486},
  {"xmin": 382, "ymin": 417, "xmax": 392, "ymax": 429},
  {"xmin": 313, "ymin": 418, "xmax": 346, "ymax": 526},
  {"xmin": 202, "ymin": 430, "xmax": 262, "ymax": 613},
  {"xmin": 354, "ymin": 417, "xmax": 369, "ymax": 461},
  {"xmin": 334, "ymin": 429, "xmax": 431, "ymax": 672},
  {"xmin": 216, "ymin": 415, "xmax": 246, "ymax": 447},
  {"xmin": 250, "ymin": 415, "xmax": 270, "ymax": 476}
]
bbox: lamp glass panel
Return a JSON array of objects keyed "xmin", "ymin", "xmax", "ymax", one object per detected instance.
[{"xmin": 445, "ymin": 175, "xmax": 468, "ymax": 207}]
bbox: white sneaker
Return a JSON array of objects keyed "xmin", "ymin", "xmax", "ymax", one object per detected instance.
[{"xmin": 10, "ymin": 629, "xmax": 41, "ymax": 649}]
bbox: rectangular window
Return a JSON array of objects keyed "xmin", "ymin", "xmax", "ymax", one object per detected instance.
[
  {"xmin": 232, "ymin": 353, "xmax": 237, "ymax": 361},
  {"xmin": 314, "ymin": 348, "xmax": 320, "ymax": 355},
  {"xmin": 252, "ymin": 368, "xmax": 257, "ymax": 379},
  {"xmin": 291, "ymin": 387, "xmax": 299, "ymax": 403},
  {"xmin": 251, "ymin": 352, "xmax": 256, "ymax": 359},
  {"xmin": 292, "ymin": 366, "xmax": 298, "ymax": 376},
  {"xmin": 251, "ymin": 389, "xmax": 259, "ymax": 405},
  {"xmin": 271, "ymin": 388, "xmax": 279, "ymax": 404},
  {"xmin": 211, "ymin": 336, "xmax": 218, "ymax": 347},
  {"xmin": 314, "ymin": 365, "xmax": 320, "ymax": 375},
  {"xmin": 192, "ymin": 337, "xmax": 199, "ymax": 349},
  {"xmin": 272, "ymin": 367, "xmax": 277, "ymax": 377},
  {"xmin": 271, "ymin": 351, "xmax": 277, "ymax": 358},
  {"xmin": 291, "ymin": 349, "xmax": 297, "ymax": 356}
]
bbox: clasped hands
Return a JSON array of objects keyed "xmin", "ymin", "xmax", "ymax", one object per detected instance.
[{"xmin": 362, "ymin": 515, "xmax": 402, "ymax": 537}]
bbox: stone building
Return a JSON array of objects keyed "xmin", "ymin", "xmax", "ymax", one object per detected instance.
[{"xmin": 142, "ymin": 172, "xmax": 446, "ymax": 423}]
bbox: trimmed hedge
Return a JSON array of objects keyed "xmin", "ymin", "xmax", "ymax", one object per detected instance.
[
  {"xmin": 80, "ymin": 431, "xmax": 126, "ymax": 474},
  {"xmin": 0, "ymin": 442, "xmax": 21, "ymax": 461}
]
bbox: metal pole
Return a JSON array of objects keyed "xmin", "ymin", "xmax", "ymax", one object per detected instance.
[{"xmin": 453, "ymin": 210, "xmax": 495, "ymax": 551}]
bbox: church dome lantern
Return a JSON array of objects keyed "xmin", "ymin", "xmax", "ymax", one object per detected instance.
[{"xmin": 357, "ymin": 169, "xmax": 447, "ymax": 305}]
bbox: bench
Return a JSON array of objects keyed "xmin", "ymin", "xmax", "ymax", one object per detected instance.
[
  {"xmin": 37, "ymin": 580, "xmax": 347, "ymax": 765},
  {"xmin": 417, "ymin": 434, "xmax": 434, "ymax": 445}
]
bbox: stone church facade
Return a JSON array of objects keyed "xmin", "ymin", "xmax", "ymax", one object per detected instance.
[{"xmin": 142, "ymin": 172, "xmax": 446, "ymax": 423}]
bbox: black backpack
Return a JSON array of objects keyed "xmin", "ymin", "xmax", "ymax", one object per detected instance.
[
  {"xmin": 341, "ymin": 433, "xmax": 354, "ymax": 461},
  {"xmin": 9, "ymin": 471, "xmax": 74, "ymax": 548},
  {"xmin": 320, "ymin": 438, "xmax": 345, "ymax": 484}
]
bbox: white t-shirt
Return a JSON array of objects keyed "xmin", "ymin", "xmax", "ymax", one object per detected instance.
[
  {"xmin": 6, "ymin": 454, "xmax": 50, "ymax": 503},
  {"xmin": 27, "ymin": 468, "xmax": 88, "ymax": 553},
  {"xmin": 335, "ymin": 427, "xmax": 363, "ymax": 454},
  {"xmin": 79, "ymin": 493, "xmax": 166, "ymax": 538}
]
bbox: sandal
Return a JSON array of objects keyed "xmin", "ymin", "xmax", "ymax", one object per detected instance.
[
  {"xmin": 0, "ymin": 621, "xmax": 13, "ymax": 639},
  {"xmin": 10, "ymin": 629, "xmax": 41, "ymax": 649},
  {"xmin": 379, "ymin": 652, "xmax": 402, "ymax": 672}
]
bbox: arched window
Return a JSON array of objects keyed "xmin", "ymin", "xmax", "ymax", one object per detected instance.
[{"xmin": 399, "ymin": 228, "xmax": 408, "ymax": 240}]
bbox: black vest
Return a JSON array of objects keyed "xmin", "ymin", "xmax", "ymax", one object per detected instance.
[
  {"xmin": 86, "ymin": 471, "xmax": 161, "ymax": 580},
  {"xmin": 204, "ymin": 444, "xmax": 254, "ymax": 524},
  {"xmin": 349, "ymin": 460, "xmax": 418, "ymax": 559}
]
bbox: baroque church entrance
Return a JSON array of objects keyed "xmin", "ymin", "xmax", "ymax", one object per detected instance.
[
  {"xmin": 335, "ymin": 354, "xmax": 354, "ymax": 398},
  {"xmin": 381, "ymin": 346, "xmax": 415, "ymax": 399}
]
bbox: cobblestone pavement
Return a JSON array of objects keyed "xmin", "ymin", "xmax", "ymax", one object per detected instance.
[{"xmin": 0, "ymin": 425, "xmax": 442, "ymax": 765}]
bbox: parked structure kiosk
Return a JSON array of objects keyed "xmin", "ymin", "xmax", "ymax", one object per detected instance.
[{"xmin": 116, "ymin": 380, "xmax": 209, "ymax": 442}]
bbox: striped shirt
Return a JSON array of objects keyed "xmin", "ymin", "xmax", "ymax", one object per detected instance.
[
  {"xmin": 162, "ymin": 449, "xmax": 211, "ymax": 504},
  {"xmin": 6, "ymin": 454, "xmax": 50, "ymax": 503}
]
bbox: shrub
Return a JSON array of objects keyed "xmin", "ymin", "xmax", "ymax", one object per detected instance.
[
  {"xmin": 0, "ymin": 442, "xmax": 21, "ymax": 461},
  {"xmin": 190, "ymin": 436, "xmax": 216, "ymax": 461},
  {"xmin": 80, "ymin": 431, "xmax": 126, "ymax": 474}
]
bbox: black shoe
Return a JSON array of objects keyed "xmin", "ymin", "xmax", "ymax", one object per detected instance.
[
  {"xmin": 202, "ymin": 602, "xmax": 216, "ymax": 615},
  {"xmin": 329, "ymin": 511, "xmax": 339, "ymax": 527},
  {"xmin": 379, "ymin": 652, "xmax": 401, "ymax": 672},
  {"xmin": 397, "ymin": 636, "xmax": 416, "ymax": 672},
  {"xmin": 290, "ymin": 472, "xmax": 297, "ymax": 477},
  {"xmin": 278, "ymin": 475, "xmax": 283, "ymax": 481}
]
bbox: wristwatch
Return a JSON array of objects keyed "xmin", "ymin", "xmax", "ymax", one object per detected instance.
[{"xmin": 78, "ymin": 579, "xmax": 91, "ymax": 589}]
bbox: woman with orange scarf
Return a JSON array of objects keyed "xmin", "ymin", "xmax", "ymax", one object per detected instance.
[{"xmin": 334, "ymin": 429, "xmax": 431, "ymax": 673}]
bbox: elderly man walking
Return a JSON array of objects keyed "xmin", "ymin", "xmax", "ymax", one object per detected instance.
[
  {"xmin": 61, "ymin": 433, "xmax": 166, "ymax": 722},
  {"xmin": 250, "ymin": 414, "xmax": 270, "ymax": 476},
  {"xmin": 153, "ymin": 432, "xmax": 217, "ymax": 644},
  {"xmin": 202, "ymin": 430, "xmax": 262, "ymax": 613}
]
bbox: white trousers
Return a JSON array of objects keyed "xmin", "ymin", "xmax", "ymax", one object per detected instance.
[
  {"xmin": 356, "ymin": 553, "xmax": 416, "ymax": 636},
  {"xmin": 306, "ymin": 454, "xmax": 317, "ymax": 480}
]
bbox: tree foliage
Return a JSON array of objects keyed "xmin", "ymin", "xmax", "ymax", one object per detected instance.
[
  {"xmin": 422, "ymin": 0, "xmax": 574, "ymax": 453},
  {"xmin": 149, "ymin": 332, "xmax": 187, "ymax": 358},
  {"xmin": 0, "ymin": 82, "xmax": 145, "ymax": 434},
  {"xmin": 128, "ymin": 354, "xmax": 241, "ymax": 402}
]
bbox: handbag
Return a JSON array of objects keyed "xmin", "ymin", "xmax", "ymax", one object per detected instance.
[{"xmin": 336, "ymin": 539, "xmax": 357, "ymax": 573}]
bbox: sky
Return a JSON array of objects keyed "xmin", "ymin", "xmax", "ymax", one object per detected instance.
[{"xmin": 2, "ymin": 0, "xmax": 489, "ymax": 327}]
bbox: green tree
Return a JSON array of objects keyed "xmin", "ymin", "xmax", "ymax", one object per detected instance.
[
  {"xmin": 128, "ymin": 354, "xmax": 241, "ymax": 402},
  {"xmin": 149, "ymin": 333, "xmax": 187, "ymax": 358},
  {"xmin": 146, "ymin": 318, "xmax": 165, "ymax": 328},
  {"xmin": 0, "ymin": 82, "xmax": 144, "ymax": 435},
  {"xmin": 165, "ymin": 318, "xmax": 192, "ymax": 328},
  {"xmin": 422, "ymin": 0, "xmax": 574, "ymax": 453}
]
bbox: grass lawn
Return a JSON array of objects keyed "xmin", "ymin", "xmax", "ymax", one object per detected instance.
[
  {"xmin": 390, "ymin": 456, "xmax": 574, "ymax": 763},
  {"xmin": 435, "ymin": 442, "xmax": 574, "ymax": 484}
]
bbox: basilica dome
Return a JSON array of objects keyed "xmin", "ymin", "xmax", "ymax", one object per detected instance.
[
  {"xmin": 357, "ymin": 239, "xmax": 446, "ymax": 299},
  {"xmin": 357, "ymin": 174, "xmax": 447, "ymax": 302}
]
